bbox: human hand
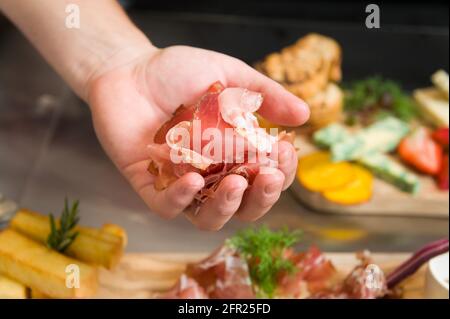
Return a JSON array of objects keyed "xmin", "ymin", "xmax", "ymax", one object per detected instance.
[{"xmin": 88, "ymin": 45, "xmax": 309, "ymax": 230}]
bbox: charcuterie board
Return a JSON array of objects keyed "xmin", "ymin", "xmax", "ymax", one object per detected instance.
[
  {"xmin": 96, "ymin": 252, "xmax": 426, "ymax": 299},
  {"xmin": 291, "ymin": 134, "xmax": 449, "ymax": 218}
]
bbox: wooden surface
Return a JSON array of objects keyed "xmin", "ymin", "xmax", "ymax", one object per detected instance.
[
  {"xmin": 292, "ymin": 135, "xmax": 449, "ymax": 218},
  {"xmin": 96, "ymin": 252, "xmax": 427, "ymax": 299}
]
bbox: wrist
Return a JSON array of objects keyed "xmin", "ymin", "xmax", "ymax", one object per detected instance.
[{"xmin": 81, "ymin": 39, "xmax": 158, "ymax": 102}]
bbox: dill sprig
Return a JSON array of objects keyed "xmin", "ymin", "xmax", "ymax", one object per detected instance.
[
  {"xmin": 46, "ymin": 198, "xmax": 80, "ymax": 252},
  {"xmin": 227, "ymin": 226, "xmax": 302, "ymax": 298}
]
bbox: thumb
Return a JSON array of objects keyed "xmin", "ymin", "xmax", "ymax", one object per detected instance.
[{"xmin": 223, "ymin": 57, "xmax": 310, "ymax": 126}]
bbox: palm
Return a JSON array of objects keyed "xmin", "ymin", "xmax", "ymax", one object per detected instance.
[
  {"xmin": 90, "ymin": 47, "xmax": 230, "ymax": 169},
  {"xmin": 88, "ymin": 45, "xmax": 309, "ymax": 230}
]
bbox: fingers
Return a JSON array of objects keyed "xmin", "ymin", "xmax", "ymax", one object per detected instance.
[
  {"xmin": 235, "ymin": 168, "xmax": 285, "ymax": 222},
  {"xmin": 129, "ymin": 148, "xmax": 294, "ymax": 228},
  {"xmin": 184, "ymin": 142, "xmax": 296, "ymax": 226},
  {"xmin": 185, "ymin": 174, "xmax": 248, "ymax": 231},
  {"xmin": 139, "ymin": 172, "xmax": 205, "ymax": 219},
  {"xmin": 222, "ymin": 57, "xmax": 310, "ymax": 126},
  {"xmin": 276, "ymin": 141, "xmax": 298, "ymax": 190},
  {"xmin": 255, "ymin": 75, "xmax": 310, "ymax": 127},
  {"xmin": 133, "ymin": 141, "xmax": 296, "ymax": 225}
]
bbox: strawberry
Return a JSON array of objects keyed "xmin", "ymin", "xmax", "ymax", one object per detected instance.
[
  {"xmin": 431, "ymin": 128, "xmax": 449, "ymax": 149},
  {"xmin": 398, "ymin": 127, "xmax": 443, "ymax": 175},
  {"xmin": 437, "ymin": 154, "xmax": 449, "ymax": 190}
]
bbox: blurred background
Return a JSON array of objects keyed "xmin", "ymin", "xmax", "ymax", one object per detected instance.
[{"xmin": 0, "ymin": 0, "xmax": 448, "ymax": 252}]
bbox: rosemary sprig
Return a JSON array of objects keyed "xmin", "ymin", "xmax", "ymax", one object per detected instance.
[
  {"xmin": 227, "ymin": 226, "xmax": 302, "ymax": 298},
  {"xmin": 46, "ymin": 198, "xmax": 80, "ymax": 252}
]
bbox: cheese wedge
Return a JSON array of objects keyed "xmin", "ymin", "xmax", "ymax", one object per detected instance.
[
  {"xmin": 359, "ymin": 153, "xmax": 420, "ymax": 194},
  {"xmin": 331, "ymin": 117, "xmax": 409, "ymax": 162},
  {"xmin": 431, "ymin": 70, "xmax": 449, "ymax": 99},
  {"xmin": 414, "ymin": 87, "xmax": 449, "ymax": 128}
]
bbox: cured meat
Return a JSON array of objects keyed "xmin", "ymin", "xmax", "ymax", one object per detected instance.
[
  {"xmin": 277, "ymin": 247, "xmax": 387, "ymax": 299},
  {"xmin": 162, "ymin": 275, "xmax": 208, "ymax": 299},
  {"xmin": 163, "ymin": 243, "xmax": 387, "ymax": 300},
  {"xmin": 310, "ymin": 251, "xmax": 387, "ymax": 299},
  {"xmin": 147, "ymin": 81, "xmax": 286, "ymax": 213},
  {"xmin": 186, "ymin": 245, "xmax": 255, "ymax": 299},
  {"xmin": 277, "ymin": 246, "xmax": 338, "ymax": 298}
]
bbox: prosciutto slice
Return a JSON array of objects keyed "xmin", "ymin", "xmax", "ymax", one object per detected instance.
[
  {"xmin": 309, "ymin": 251, "xmax": 387, "ymax": 299},
  {"xmin": 148, "ymin": 81, "xmax": 290, "ymax": 213},
  {"xmin": 277, "ymin": 246, "xmax": 338, "ymax": 298},
  {"xmin": 162, "ymin": 243, "xmax": 387, "ymax": 299},
  {"xmin": 185, "ymin": 245, "xmax": 255, "ymax": 299},
  {"xmin": 161, "ymin": 275, "xmax": 208, "ymax": 299},
  {"xmin": 277, "ymin": 247, "xmax": 387, "ymax": 299}
]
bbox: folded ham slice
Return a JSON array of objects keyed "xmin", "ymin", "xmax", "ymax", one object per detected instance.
[
  {"xmin": 148, "ymin": 81, "xmax": 291, "ymax": 213},
  {"xmin": 277, "ymin": 246, "xmax": 338, "ymax": 298},
  {"xmin": 309, "ymin": 251, "xmax": 388, "ymax": 299},
  {"xmin": 161, "ymin": 275, "xmax": 208, "ymax": 299},
  {"xmin": 162, "ymin": 244, "xmax": 387, "ymax": 299},
  {"xmin": 277, "ymin": 247, "xmax": 387, "ymax": 299},
  {"xmin": 185, "ymin": 245, "xmax": 255, "ymax": 299}
]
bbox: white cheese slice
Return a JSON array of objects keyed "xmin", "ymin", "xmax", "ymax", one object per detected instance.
[{"xmin": 414, "ymin": 87, "xmax": 449, "ymax": 128}]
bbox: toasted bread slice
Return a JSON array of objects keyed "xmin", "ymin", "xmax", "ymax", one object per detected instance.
[
  {"xmin": 283, "ymin": 70, "xmax": 330, "ymax": 101},
  {"xmin": 295, "ymin": 33, "xmax": 342, "ymax": 82},
  {"xmin": 258, "ymin": 33, "xmax": 342, "ymax": 100},
  {"xmin": 305, "ymin": 83, "xmax": 344, "ymax": 129}
]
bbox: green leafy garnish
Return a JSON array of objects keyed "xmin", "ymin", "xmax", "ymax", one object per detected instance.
[
  {"xmin": 227, "ymin": 226, "xmax": 302, "ymax": 298},
  {"xmin": 344, "ymin": 76, "xmax": 417, "ymax": 125},
  {"xmin": 47, "ymin": 199, "xmax": 80, "ymax": 252}
]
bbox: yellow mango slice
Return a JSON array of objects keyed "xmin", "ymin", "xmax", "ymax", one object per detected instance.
[
  {"xmin": 297, "ymin": 152, "xmax": 355, "ymax": 192},
  {"xmin": 323, "ymin": 166, "xmax": 373, "ymax": 205},
  {"xmin": 298, "ymin": 151, "xmax": 330, "ymax": 171}
]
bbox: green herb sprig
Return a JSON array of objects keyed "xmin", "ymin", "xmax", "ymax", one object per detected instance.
[
  {"xmin": 344, "ymin": 76, "xmax": 417, "ymax": 125},
  {"xmin": 47, "ymin": 199, "xmax": 80, "ymax": 252},
  {"xmin": 227, "ymin": 226, "xmax": 302, "ymax": 298}
]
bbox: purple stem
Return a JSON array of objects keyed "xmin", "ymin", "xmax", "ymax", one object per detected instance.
[{"xmin": 386, "ymin": 238, "xmax": 449, "ymax": 289}]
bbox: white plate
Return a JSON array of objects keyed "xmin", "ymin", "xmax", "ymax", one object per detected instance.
[{"xmin": 425, "ymin": 252, "xmax": 449, "ymax": 299}]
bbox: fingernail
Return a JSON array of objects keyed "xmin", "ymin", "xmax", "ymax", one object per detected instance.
[
  {"xmin": 227, "ymin": 188, "xmax": 244, "ymax": 201},
  {"xmin": 265, "ymin": 183, "xmax": 279, "ymax": 195}
]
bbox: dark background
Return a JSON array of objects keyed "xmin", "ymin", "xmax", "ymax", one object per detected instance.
[
  {"xmin": 2, "ymin": 1, "xmax": 449, "ymax": 87},
  {"xmin": 130, "ymin": 0, "xmax": 449, "ymax": 27},
  {"xmin": 117, "ymin": 0, "xmax": 449, "ymax": 89}
]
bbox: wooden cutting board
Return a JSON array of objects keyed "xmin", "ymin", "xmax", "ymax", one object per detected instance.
[
  {"xmin": 292, "ymin": 135, "xmax": 449, "ymax": 218},
  {"xmin": 96, "ymin": 253, "xmax": 426, "ymax": 299}
]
